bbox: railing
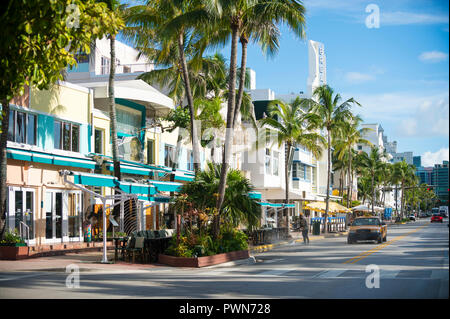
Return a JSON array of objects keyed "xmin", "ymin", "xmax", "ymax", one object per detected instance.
[
  {"xmin": 244, "ymin": 227, "xmax": 289, "ymax": 246},
  {"xmin": 19, "ymin": 221, "xmax": 30, "ymax": 244},
  {"xmin": 310, "ymin": 217, "xmax": 347, "ymax": 233}
]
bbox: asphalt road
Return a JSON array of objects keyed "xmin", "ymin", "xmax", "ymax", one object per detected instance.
[{"xmin": 0, "ymin": 218, "xmax": 448, "ymax": 299}]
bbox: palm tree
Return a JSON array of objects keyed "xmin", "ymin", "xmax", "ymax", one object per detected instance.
[
  {"xmin": 97, "ymin": 0, "xmax": 125, "ymax": 223},
  {"xmin": 332, "ymin": 151, "xmax": 348, "ymax": 198},
  {"xmin": 124, "ymin": 0, "xmax": 214, "ymax": 173},
  {"xmin": 355, "ymin": 147, "xmax": 385, "ymax": 214},
  {"xmin": 180, "ymin": 162, "xmax": 261, "ymax": 231},
  {"xmin": 260, "ymin": 98, "xmax": 325, "ymax": 234},
  {"xmin": 306, "ymin": 85, "xmax": 360, "ymax": 232},
  {"xmin": 333, "ymin": 115, "xmax": 372, "ymax": 207},
  {"xmin": 392, "ymin": 160, "xmax": 416, "ymax": 218},
  {"xmin": 357, "ymin": 175, "xmax": 372, "ymax": 206},
  {"xmin": 215, "ymin": 0, "xmax": 307, "ymax": 229}
]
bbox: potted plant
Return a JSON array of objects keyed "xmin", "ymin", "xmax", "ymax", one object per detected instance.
[{"xmin": 0, "ymin": 230, "xmax": 29, "ymax": 260}]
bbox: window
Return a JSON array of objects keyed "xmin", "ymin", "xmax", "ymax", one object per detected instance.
[
  {"xmin": 292, "ymin": 163, "xmax": 297, "ymax": 178},
  {"xmin": 54, "ymin": 120, "xmax": 80, "ymax": 152},
  {"xmin": 7, "ymin": 110, "xmax": 37, "ymax": 145},
  {"xmin": 273, "ymin": 151, "xmax": 279, "ymax": 176},
  {"xmin": 265, "ymin": 148, "xmax": 271, "ymax": 175},
  {"xmin": 187, "ymin": 149, "xmax": 194, "ymax": 171},
  {"xmin": 147, "ymin": 139, "xmax": 155, "ymax": 164},
  {"xmin": 74, "ymin": 53, "xmax": 89, "ymax": 64},
  {"xmin": 101, "ymin": 56, "xmax": 110, "ymax": 75},
  {"xmin": 164, "ymin": 145, "xmax": 175, "ymax": 167},
  {"xmin": 123, "ymin": 65, "xmax": 131, "ymax": 73},
  {"xmin": 94, "ymin": 129, "xmax": 104, "ymax": 154}
]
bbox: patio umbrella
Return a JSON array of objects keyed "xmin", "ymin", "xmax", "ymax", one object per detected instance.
[{"xmin": 303, "ymin": 201, "xmax": 351, "ymax": 214}]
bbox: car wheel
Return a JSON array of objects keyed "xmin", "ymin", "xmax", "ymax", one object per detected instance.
[{"xmin": 347, "ymin": 238, "xmax": 353, "ymax": 244}]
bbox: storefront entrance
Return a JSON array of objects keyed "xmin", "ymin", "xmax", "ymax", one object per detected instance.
[
  {"xmin": 7, "ymin": 187, "xmax": 36, "ymax": 244},
  {"xmin": 45, "ymin": 190, "xmax": 83, "ymax": 243}
]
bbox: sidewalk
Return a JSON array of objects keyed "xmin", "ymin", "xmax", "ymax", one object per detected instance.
[{"xmin": 0, "ymin": 230, "xmax": 349, "ymax": 273}]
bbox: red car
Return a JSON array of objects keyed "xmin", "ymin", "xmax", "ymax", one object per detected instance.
[{"xmin": 431, "ymin": 214, "xmax": 443, "ymax": 223}]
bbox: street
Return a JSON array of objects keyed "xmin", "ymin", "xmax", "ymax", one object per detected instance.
[{"xmin": 0, "ymin": 219, "xmax": 448, "ymax": 299}]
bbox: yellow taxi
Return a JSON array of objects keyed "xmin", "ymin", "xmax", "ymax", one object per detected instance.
[{"xmin": 347, "ymin": 216, "xmax": 387, "ymax": 244}]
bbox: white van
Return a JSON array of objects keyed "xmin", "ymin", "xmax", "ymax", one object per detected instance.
[{"xmin": 439, "ymin": 206, "xmax": 448, "ymax": 218}]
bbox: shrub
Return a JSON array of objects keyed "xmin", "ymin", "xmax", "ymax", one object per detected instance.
[{"xmin": 1, "ymin": 230, "xmax": 25, "ymax": 244}]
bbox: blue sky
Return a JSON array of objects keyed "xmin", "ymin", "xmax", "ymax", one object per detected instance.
[
  {"xmin": 121, "ymin": 0, "xmax": 449, "ymax": 166},
  {"xmin": 210, "ymin": 0, "xmax": 449, "ymax": 166}
]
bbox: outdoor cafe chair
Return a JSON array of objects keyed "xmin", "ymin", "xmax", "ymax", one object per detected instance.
[{"xmin": 128, "ymin": 237, "xmax": 146, "ymax": 263}]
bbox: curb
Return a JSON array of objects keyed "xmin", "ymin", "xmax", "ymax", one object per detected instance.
[{"xmin": 249, "ymin": 231, "xmax": 348, "ymax": 254}]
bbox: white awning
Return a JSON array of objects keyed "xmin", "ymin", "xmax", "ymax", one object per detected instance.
[{"xmin": 76, "ymin": 79, "xmax": 174, "ymax": 117}]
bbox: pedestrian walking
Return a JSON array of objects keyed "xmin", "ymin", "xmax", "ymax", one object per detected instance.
[{"xmin": 300, "ymin": 214, "xmax": 310, "ymax": 244}]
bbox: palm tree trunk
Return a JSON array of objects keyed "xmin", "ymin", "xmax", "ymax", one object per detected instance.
[
  {"xmin": 177, "ymin": 31, "xmax": 201, "ymax": 173},
  {"xmin": 215, "ymin": 23, "xmax": 240, "ymax": 229},
  {"xmin": 401, "ymin": 182, "xmax": 405, "ymax": 218},
  {"xmin": 0, "ymin": 98, "xmax": 10, "ymax": 239},
  {"xmin": 347, "ymin": 147, "xmax": 352, "ymax": 208},
  {"xmin": 285, "ymin": 143, "xmax": 291, "ymax": 235},
  {"xmin": 232, "ymin": 36, "xmax": 248, "ymax": 128},
  {"xmin": 324, "ymin": 130, "xmax": 331, "ymax": 234},
  {"xmin": 371, "ymin": 172, "xmax": 375, "ymax": 214},
  {"xmin": 109, "ymin": 34, "xmax": 122, "ymax": 221}
]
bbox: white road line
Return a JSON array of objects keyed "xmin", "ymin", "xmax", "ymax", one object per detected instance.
[
  {"xmin": 256, "ymin": 269, "xmax": 296, "ymax": 276},
  {"xmin": 0, "ymin": 272, "xmax": 52, "ymax": 282},
  {"xmin": 313, "ymin": 269, "xmax": 347, "ymax": 279},
  {"xmin": 380, "ymin": 269, "xmax": 401, "ymax": 279}
]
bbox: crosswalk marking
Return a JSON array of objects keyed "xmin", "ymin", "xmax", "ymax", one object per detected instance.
[
  {"xmin": 256, "ymin": 269, "xmax": 296, "ymax": 276},
  {"xmin": 313, "ymin": 269, "xmax": 347, "ymax": 279},
  {"xmin": 380, "ymin": 269, "xmax": 401, "ymax": 279}
]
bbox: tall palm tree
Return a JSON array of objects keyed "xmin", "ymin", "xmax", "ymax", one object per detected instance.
[
  {"xmin": 331, "ymin": 151, "xmax": 348, "ymax": 198},
  {"xmin": 215, "ymin": 0, "xmax": 307, "ymax": 229},
  {"xmin": 357, "ymin": 175, "xmax": 372, "ymax": 206},
  {"xmin": 124, "ymin": 0, "xmax": 214, "ymax": 173},
  {"xmin": 356, "ymin": 147, "xmax": 385, "ymax": 214},
  {"xmin": 306, "ymin": 85, "xmax": 360, "ymax": 232},
  {"xmin": 333, "ymin": 115, "xmax": 372, "ymax": 207},
  {"xmin": 97, "ymin": 0, "xmax": 125, "ymax": 223},
  {"xmin": 260, "ymin": 98, "xmax": 325, "ymax": 233},
  {"xmin": 392, "ymin": 160, "xmax": 416, "ymax": 218}
]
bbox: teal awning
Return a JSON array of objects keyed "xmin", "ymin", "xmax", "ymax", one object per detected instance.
[
  {"xmin": 7, "ymin": 147, "xmax": 97, "ymax": 169},
  {"xmin": 248, "ymin": 191, "xmax": 262, "ymax": 199},
  {"xmin": 258, "ymin": 202, "xmax": 295, "ymax": 208}
]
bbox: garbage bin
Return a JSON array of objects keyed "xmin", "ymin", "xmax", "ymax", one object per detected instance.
[{"xmin": 312, "ymin": 221, "xmax": 321, "ymax": 235}]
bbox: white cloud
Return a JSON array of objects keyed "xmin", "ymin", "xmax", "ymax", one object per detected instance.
[
  {"xmin": 422, "ymin": 148, "xmax": 449, "ymax": 167},
  {"xmin": 419, "ymin": 51, "xmax": 449, "ymax": 63},
  {"xmin": 344, "ymin": 72, "xmax": 375, "ymax": 84},
  {"xmin": 348, "ymin": 91, "xmax": 449, "ymax": 138}
]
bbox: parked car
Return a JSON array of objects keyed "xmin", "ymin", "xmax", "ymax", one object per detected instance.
[
  {"xmin": 431, "ymin": 213, "xmax": 443, "ymax": 223},
  {"xmin": 419, "ymin": 212, "xmax": 427, "ymax": 218},
  {"xmin": 409, "ymin": 215, "xmax": 416, "ymax": 221},
  {"xmin": 426, "ymin": 212, "xmax": 432, "ymax": 217},
  {"xmin": 348, "ymin": 217, "xmax": 387, "ymax": 244}
]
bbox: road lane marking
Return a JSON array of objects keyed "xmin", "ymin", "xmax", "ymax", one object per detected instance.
[
  {"xmin": 256, "ymin": 269, "xmax": 296, "ymax": 276},
  {"xmin": 380, "ymin": 269, "xmax": 401, "ymax": 279},
  {"xmin": 343, "ymin": 223, "xmax": 429, "ymax": 265},
  {"xmin": 0, "ymin": 272, "xmax": 52, "ymax": 282},
  {"xmin": 312, "ymin": 269, "xmax": 347, "ymax": 279}
]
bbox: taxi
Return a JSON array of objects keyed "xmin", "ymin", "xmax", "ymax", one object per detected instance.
[{"xmin": 347, "ymin": 216, "xmax": 387, "ymax": 244}]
